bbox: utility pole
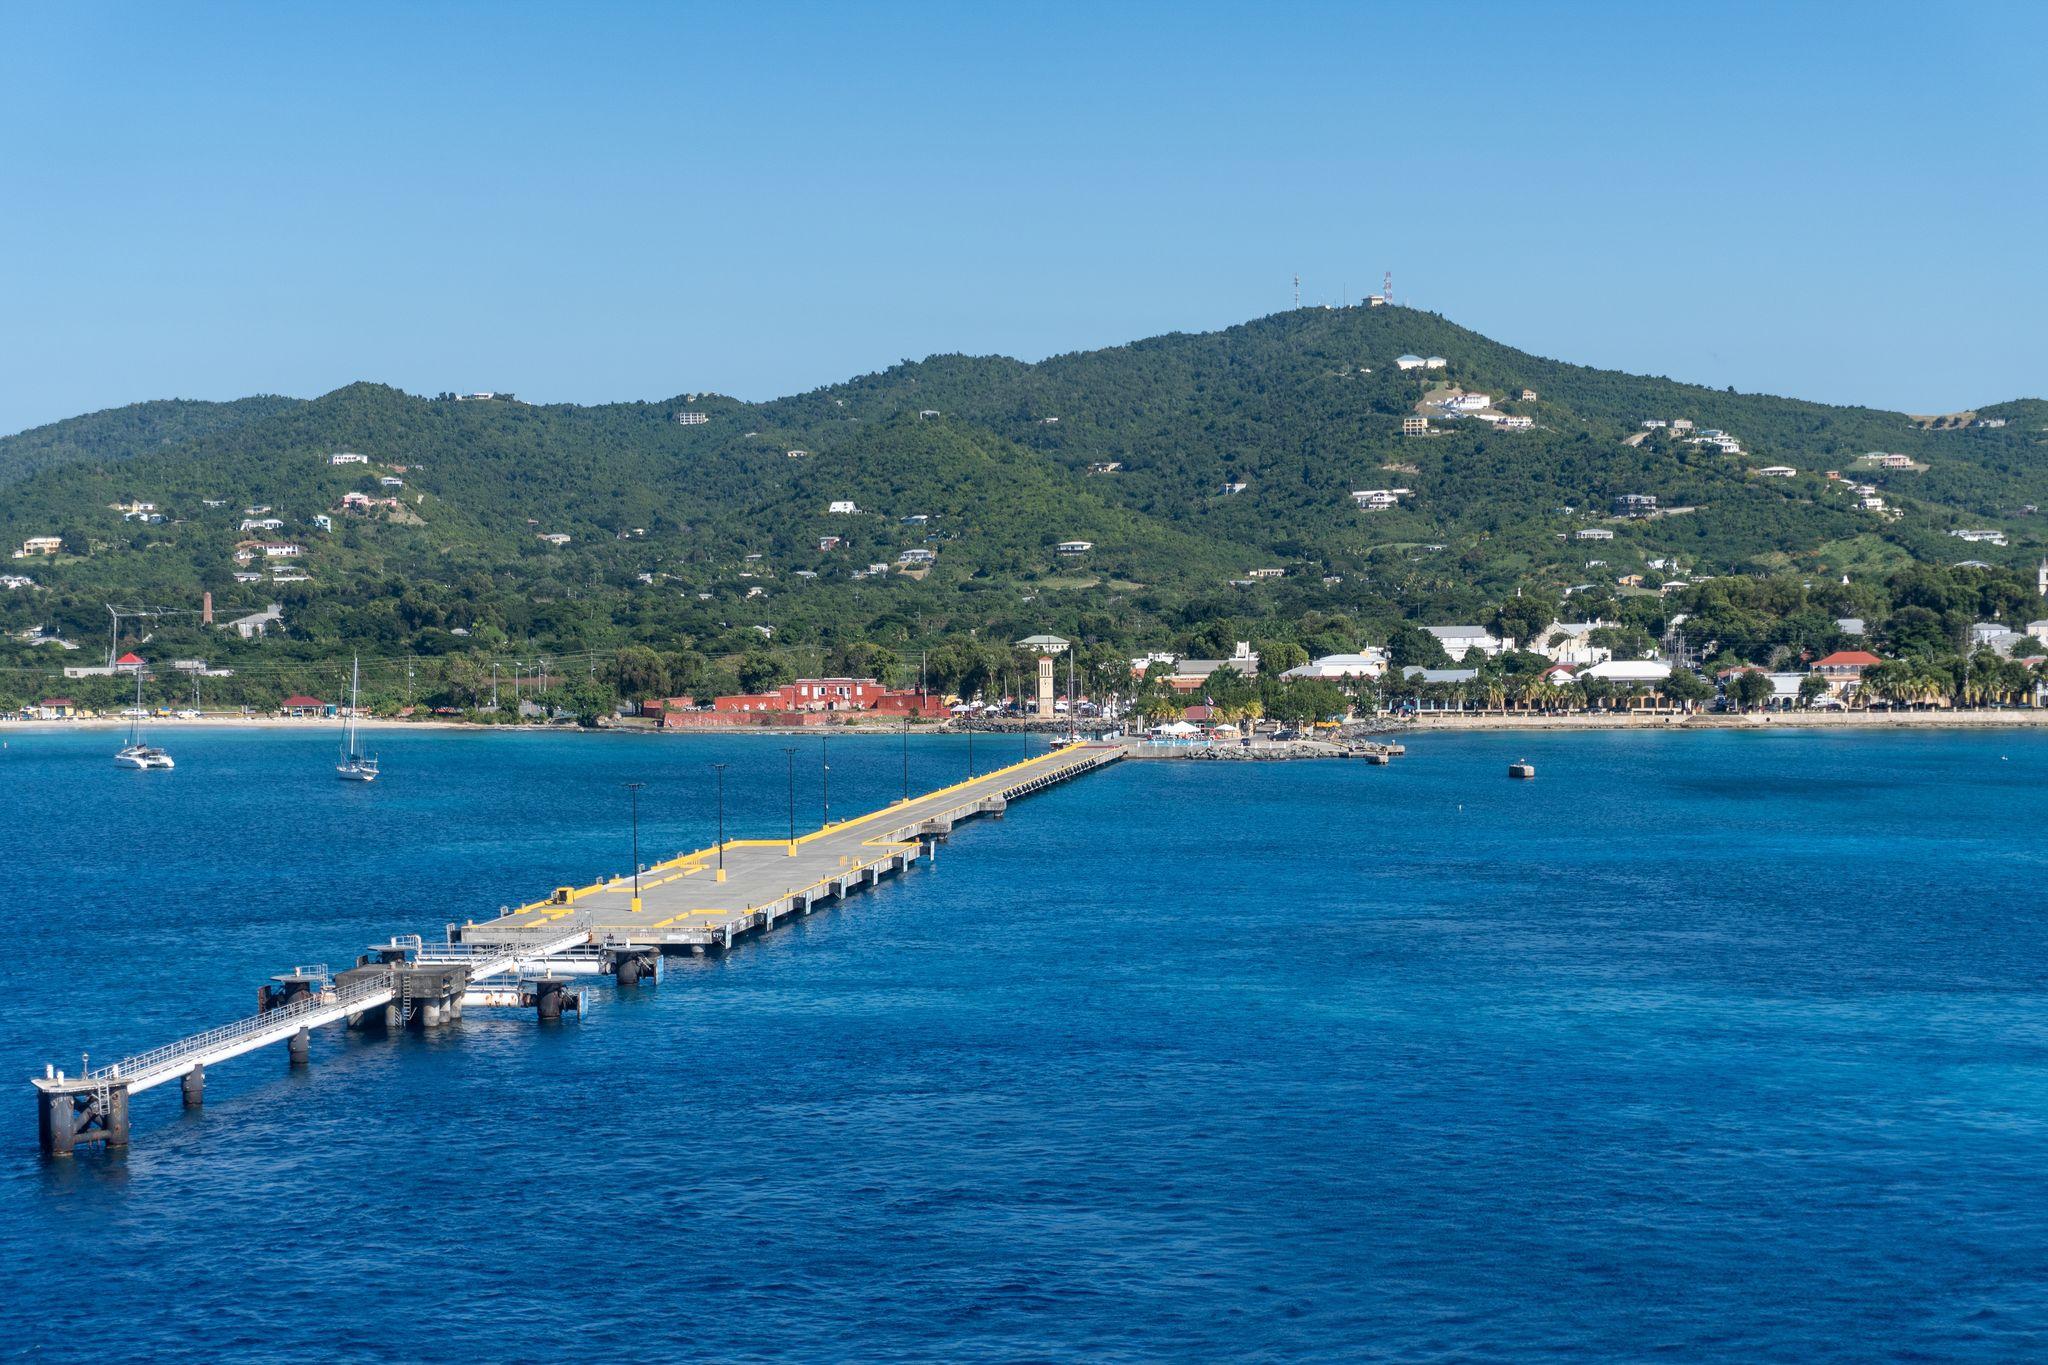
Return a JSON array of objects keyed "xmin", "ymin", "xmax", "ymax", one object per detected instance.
[
  {"xmin": 711, "ymin": 763, "xmax": 728, "ymax": 882},
  {"xmin": 492, "ymin": 663, "xmax": 499, "ymax": 709},
  {"xmin": 623, "ymin": 782, "xmax": 644, "ymax": 910},
  {"xmin": 901, "ymin": 713, "xmax": 910, "ymax": 801},
  {"xmin": 784, "ymin": 746, "xmax": 796, "ymax": 853},
  {"xmin": 821, "ymin": 734, "xmax": 831, "ymax": 827},
  {"xmin": 1068, "ymin": 648, "xmax": 1077, "ymax": 744}
]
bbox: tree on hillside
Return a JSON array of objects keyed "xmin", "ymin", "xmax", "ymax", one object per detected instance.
[
  {"xmin": 826, "ymin": 639, "xmax": 901, "ymax": 684},
  {"xmin": 1388, "ymin": 624, "xmax": 1450, "ymax": 668},
  {"xmin": 737, "ymin": 649, "xmax": 789, "ymax": 694},
  {"xmin": 612, "ymin": 645, "xmax": 670, "ymax": 699}
]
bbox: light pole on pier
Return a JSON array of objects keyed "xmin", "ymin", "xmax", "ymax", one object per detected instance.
[
  {"xmin": 784, "ymin": 746, "xmax": 797, "ymax": 856},
  {"xmin": 711, "ymin": 763, "xmax": 728, "ymax": 883},
  {"xmin": 821, "ymin": 734, "xmax": 831, "ymax": 828},
  {"xmin": 966, "ymin": 723, "xmax": 974, "ymax": 779},
  {"xmin": 901, "ymin": 713, "xmax": 910, "ymax": 802},
  {"xmin": 623, "ymin": 781, "xmax": 645, "ymax": 911}
]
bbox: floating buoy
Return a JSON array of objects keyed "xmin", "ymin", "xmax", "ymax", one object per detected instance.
[{"xmin": 1508, "ymin": 761, "xmax": 1536, "ymax": 780}]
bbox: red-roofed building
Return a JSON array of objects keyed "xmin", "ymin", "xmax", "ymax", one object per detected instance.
[
  {"xmin": 280, "ymin": 694, "xmax": 329, "ymax": 717},
  {"xmin": 1813, "ymin": 650, "xmax": 1883, "ymax": 682},
  {"xmin": 711, "ymin": 678, "xmax": 948, "ymax": 721},
  {"xmin": 115, "ymin": 652, "xmax": 145, "ymax": 671},
  {"xmin": 36, "ymin": 698, "xmax": 75, "ymax": 719}
]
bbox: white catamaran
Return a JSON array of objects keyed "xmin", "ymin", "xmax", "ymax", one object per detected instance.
[
  {"xmin": 337, "ymin": 657, "xmax": 379, "ymax": 782},
  {"xmin": 114, "ymin": 668, "xmax": 174, "ymax": 770}
]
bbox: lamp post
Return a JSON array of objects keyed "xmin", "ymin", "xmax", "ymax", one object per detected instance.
[
  {"xmin": 966, "ymin": 723, "xmax": 974, "ymax": 779},
  {"xmin": 711, "ymin": 763, "xmax": 727, "ymax": 882},
  {"xmin": 784, "ymin": 746, "xmax": 797, "ymax": 856},
  {"xmin": 623, "ymin": 781, "xmax": 645, "ymax": 911},
  {"xmin": 901, "ymin": 712, "xmax": 910, "ymax": 801},
  {"xmin": 821, "ymin": 733, "xmax": 831, "ymax": 827}
]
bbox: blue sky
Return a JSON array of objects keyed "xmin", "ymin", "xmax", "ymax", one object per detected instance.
[{"xmin": 1, "ymin": 2, "xmax": 2041, "ymax": 436}]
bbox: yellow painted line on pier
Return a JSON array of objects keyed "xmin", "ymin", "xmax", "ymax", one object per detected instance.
[{"xmin": 485, "ymin": 742, "xmax": 1111, "ymax": 936}]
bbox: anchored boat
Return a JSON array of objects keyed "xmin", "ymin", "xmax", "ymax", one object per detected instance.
[
  {"xmin": 114, "ymin": 669, "xmax": 174, "ymax": 770},
  {"xmin": 336, "ymin": 657, "xmax": 379, "ymax": 782}
]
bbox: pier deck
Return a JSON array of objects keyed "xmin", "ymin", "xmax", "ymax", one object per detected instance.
[
  {"xmin": 30, "ymin": 739, "xmax": 1125, "ymax": 1155},
  {"xmin": 460, "ymin": 740, "xmax": 1125, "ymax": 951}
]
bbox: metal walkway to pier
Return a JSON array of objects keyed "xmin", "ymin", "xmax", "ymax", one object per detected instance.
[{"xmin": 30, "ymin": 740, "xmax": 1124, "ymax": 1155}]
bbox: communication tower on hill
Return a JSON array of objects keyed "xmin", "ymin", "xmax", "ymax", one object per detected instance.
[
  {"xmin": 1293, "ymin": 274, "xmax": 1300, "ymax": 308},
  {"xmin": 1384, "ymin": 270, "xmax": 1394, "ymax": 305}
]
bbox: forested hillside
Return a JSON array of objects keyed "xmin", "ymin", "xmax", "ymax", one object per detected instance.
[
  {"xmin": 1, "ymin": 305, "xmax": 2042, "ymax": 711},
  {"xmin": 0, "ymin": 395, "xmax": 301, "ymax": 484}
]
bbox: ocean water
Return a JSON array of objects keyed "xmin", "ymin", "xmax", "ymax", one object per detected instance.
[{"xmin": 1, "ymin": 724, "xmax": 2046, "ymax": 1362}]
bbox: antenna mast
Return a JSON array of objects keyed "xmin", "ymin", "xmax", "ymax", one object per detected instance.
[
  {"xmin": 1384, "ymin": 270, "xmax": 1394, "ymax": 306},
  {"xmin": 1293, "ymin": 274, "xmax": 1300, "ymax": 309}
]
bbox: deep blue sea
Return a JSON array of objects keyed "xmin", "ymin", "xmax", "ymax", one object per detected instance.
[{"xmin": 1, "ymin": 724, "xmax": 2046, "ymax": 1361}]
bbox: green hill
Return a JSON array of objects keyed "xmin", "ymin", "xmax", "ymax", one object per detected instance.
[
  {"xmin": 0, "ymin": 395, "xmax": 302, "ymax": 484},
  {"xmin": 1, "ymin": 306, "xmax": 2043, "ymax": 711}
]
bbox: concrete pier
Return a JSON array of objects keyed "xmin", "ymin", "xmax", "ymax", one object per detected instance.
[
  {"xmin": 458, "ymin": 740, "xmax": 1124, "ymax": 955},
  {"xmin": 29, "ymin": 740, "xmax": 1125, "ymax": 1155}
]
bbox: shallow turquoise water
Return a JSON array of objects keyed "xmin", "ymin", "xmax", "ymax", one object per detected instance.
[{"xmin": 1, "ymin": 725, "xmax": 2045, "ymax": 1361}]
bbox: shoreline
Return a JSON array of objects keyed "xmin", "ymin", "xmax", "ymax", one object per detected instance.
[
  {"xmin": 0, "ymin": 716, "xmax": 971, "ymax": 737},
  {"xmin": 1388, "ymin": 709, "xmax": 2048, "ymax": 732},
  {"xmin": 12, "ymin": 709, "xmax": 2048, "ymax": 739}
]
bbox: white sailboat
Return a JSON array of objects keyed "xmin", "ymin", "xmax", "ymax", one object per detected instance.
[
  {"xmin": 114, "ymin": 668, "xmax": 174, "ymax": 770},
  {"xmin": 337, "ymin": 657, "xmax": 379, "ymax": 782}
]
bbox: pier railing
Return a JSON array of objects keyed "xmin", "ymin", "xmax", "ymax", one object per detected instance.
[{"xmin": 79, "ymin": 975, "xmax": 395, "ymax": 1087}]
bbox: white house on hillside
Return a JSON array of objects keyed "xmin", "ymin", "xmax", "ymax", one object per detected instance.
[{"xmin": 1425, "ymin": 626, "xmax": 1511, "ymax": 661}]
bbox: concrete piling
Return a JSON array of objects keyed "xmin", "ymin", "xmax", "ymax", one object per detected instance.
[
  {"xmin": 36, "ymin": 1083, "xmax": 130, "ymax": 1156},
  {"xmin": 182, "ymin": 1066, "xmax": 204, "ymax": 1109},
  {"xmin": 288, "ymin": 1027, "xmax": 310, "ymax": 1066},
  {"xmin": 103, "ymin": 1086, "xmax": 129, "ymax": 1148},
  {"xmin": 39, "ymin": 1091, "xmax": 74, "ymax": 1157}
]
